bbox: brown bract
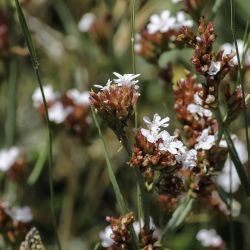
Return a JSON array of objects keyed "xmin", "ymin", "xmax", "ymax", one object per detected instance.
[
  {"xmin": 139, "ymin": 225, "xmax": 160, "ymax": 250},
  {"xmin": 173, "ymin": 71, "xmax": 217, "ymax": 147},
  {"xmin": 129, "ymin": 131, "xmax": 176, "ymax": 182},
  {"xmin": 90, "ymin": 84, "xmax": 138, "ymax": 141},
  {"xmin": 106, "ymin": 212, "xmax": 135, "ymax": 250}
]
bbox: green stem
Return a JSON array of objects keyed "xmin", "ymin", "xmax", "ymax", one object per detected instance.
[
  {"xmin": 14, "ymin": 1, "xmax": 61, "ymax": 249},
  {"xmin": 28, "ymin": 143, "xmax": 48, "ymax": 185},
  {"xmin": 230, "ymin": 0, "xmax": 250, "ymax": 172},
  {"xmin": 130, "ymin": 0, "xmax": 138, "ymax": 130},
  {"xmin": 229, "ymin": 158, "xmax": 235, "ymax": 250},
  {"xmin": 215, "ymin": 108, "xmax": 250, "ymax": 196}
]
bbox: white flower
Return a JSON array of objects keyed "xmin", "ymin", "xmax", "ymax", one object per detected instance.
[
  {"xmin": 176, "ymin": 149, "xmax": 197, "ymax": 168},
  {"xmin": 196, "ymin": 229, "xmax": 223, "ymax": 247},
  {"xmin": 208, "ymin": 61, "xmax": 221, "ymax": 76},
  {"xmin": 187, "ymin": 103, "xmax": 212, "ymax": 119},
  {"xmin": 66, "ymin": 89, "xmax": 90, "ymax": 105},
  {"xmin": 99, "ymin": 226, "xmax": 114, "ymax": 248},
  {"xmin": 195, "ymin": 128, "xmax": 216, "ymax": 150},
  {"xmin": 113, "ymin": 72, "xmax": 140, "ymax": 88},
  {"xmin": 159, "ymin": 131, "xmax": 186, "ymax": 155},
  {"xmin": 221, "ymin": 40, "xmax": 250, "ymax": 66},
  {"xmin": 217, "ymin": 158, "xmax": 241, "ymax": 193},
  {"xmin": 48, "ymin": 102, "xmax": 67, "ymax": 124},
  {"xmin": 175, "ymin": 11, "xmax": 193, "ymax": 29},
  {"xmin": 217, "ymin": 135, "xmax": 248, "ymax": 193},
  {"xmin": 134, "ymin": 33, "xmax": 142, "ymax": 53},
  {"xmin": 4, "ymin": 206, "xmax": 33, "ymax": 223},
  {"xmin": 99, "ymin": 218, "xmax": 158, "ymax": 248},
  {"xmin": 194, "ymin": 92, "xmax": 203, "ymax": 105},
  {"xmin": 0, "ymin": 147, "xmax": 21, "ymax": 172},
  {"xmin": 147, "ymin": 10, "xmax": 176, "ymax": 34},
  {"xmin": 172, "ymin": 0, "xmax": 182, "ymax": 3},
  {"xmin": 143, "ymin": 114, "xmax": 170, "ymax": 131},
  {"xmin": 32, "ymin": 85, "xmax": 57, "ymax": 108},
  {"xmin": 141, "ymin": 114, "xmax": 170, "ymax": 143},
  {"xmin": 78, "ymin": 13, "xmax": 96, "ymax": 32},
  {"xmin": 205, "ymin": 94, "xmax": 215, "ymax": 104},
  {"xmin": 94, "ymin": 79, "xmax": 113, "ymax": 91},
  {"xmin": 12, "ymin": 207, "xmax": 33, "ymax": 223}
]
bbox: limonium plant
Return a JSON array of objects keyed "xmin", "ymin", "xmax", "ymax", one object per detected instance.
[{"xmin": 0, "ymin": 0, "xmax": 249, "ymax": 249}]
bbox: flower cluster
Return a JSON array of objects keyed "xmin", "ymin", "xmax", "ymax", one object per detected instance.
[
  {"xmin": 102, "ymin": 212, "xmax": 135, "ymax": 249},
  {"xmin": 0, "ymin": 147, "xmax": 27, "ymax": 181},
  {"xmin": 196, "ymin": 228, "xmax": 225, "ymax": 249},
  {"xmin": 173, "ymin": 71, "xmax": 218, "ymax": 147},
  {"xmin": 130, "ymin": 113, "xmax": 198, "ymax": 196},
  {"xmin": 190, "ymin": 17, "xmax": 235, "ymax": 79},
  {"xmin": 147, "ymin": 10, "xmax": 193, "ymax": 35},
  {"xmin": 99, "ymin": 213, "xmax": 159, "ymax": 249},
  {"xmin": 134, "ymin": 10, "xmax": 194, "ymax": 63},
  {"xmin": 32, "ymin": 85, "xmax": 91, "ymax": 139},
  {"xmin": 0, "ymin": 202, "xmax": 32, "ymax": 246},
  {"xmin": 90, "ymin": 73, "xmax": 140, "ymax": 143}
]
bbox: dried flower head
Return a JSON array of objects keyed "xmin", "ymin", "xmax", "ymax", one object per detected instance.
[
  {"xmin": 104, "ymin": 212, "xmax": 135, "ymax": 249},
  {"xmin": 90, "ymin": 73, "xmax": 140, "ymax": 142}
]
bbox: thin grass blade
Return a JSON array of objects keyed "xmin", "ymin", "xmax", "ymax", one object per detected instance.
[{"xmin": 161, "ymin": 197, "xmax": 194, "ymax": 240}]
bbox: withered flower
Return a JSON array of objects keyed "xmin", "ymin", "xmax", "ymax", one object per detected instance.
[
  {"xmin": 139, "ymin": 225, "xmax": 160, "ymax": 250},
  {"xmin": 105, "ymin": 212, "xmax": 135, "ymax": 249}
]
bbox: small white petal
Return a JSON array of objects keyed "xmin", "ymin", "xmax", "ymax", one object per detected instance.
[
  {"xmin": 78, "ymin": 13, "xmax": 96, "ymax": 32},
  {"xmin": 208, "ymin": 61, "xmax": 221, "ymax": 76}
]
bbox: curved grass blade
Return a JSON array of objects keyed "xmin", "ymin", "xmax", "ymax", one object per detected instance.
[
  {"xmin": 161, "ymin": 197, "xmax": 194, "ymax": 241},
  {"xmin": 28, "ymin": 144, "xmax": 48, "ymax": 185},
  {"xmin": 215, "ymin": 109, "xmax": 250, "ymax": 196},
  {"xmin": 14, "ymin": 1, "xmax": 61, "ymax": 249},
  {"xmin": 230, "ymin": 0, "xmax": 250, "ymax": 172}
]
